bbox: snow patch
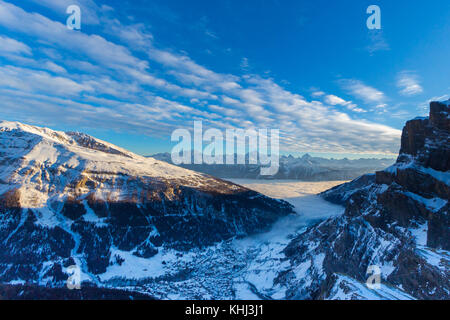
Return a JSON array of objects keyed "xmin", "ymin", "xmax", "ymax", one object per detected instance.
[
  {"xmin": 327, "ymin": 274, "xmax": 415, "ymax": 300},
  {"xmin": 99, "ymin": 248, "xmax": 194, "ymax": 282},
  {"xmin": 404, "ymin": 192, "xmax": 447, "ymax": 212}
]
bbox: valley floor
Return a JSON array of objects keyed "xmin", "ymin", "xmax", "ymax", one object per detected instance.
[
  {"xmin": 100, "ymin": 180, "xmax": 348, "ymax": 300},
  {"xmin": 228, "ymin": 179, "xmax": 347, "ymax": 222}
]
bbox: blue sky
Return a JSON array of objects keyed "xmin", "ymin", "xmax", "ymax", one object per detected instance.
[{"xmin": 0, "ymin": 0, "xmax": 449, "ymax": 158}]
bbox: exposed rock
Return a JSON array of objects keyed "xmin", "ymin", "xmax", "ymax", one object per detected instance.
[
  {"xmin": 321, "ymin": 173, "xmax": 376, "ymax": 205},
  {"xmin": 399, "ymin": 101, "xmax": 449, "ymax": 172}
]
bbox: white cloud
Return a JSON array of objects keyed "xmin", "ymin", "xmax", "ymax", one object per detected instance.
[
  {"xmin": 366, "ymin": 30, "xmax": 390, "ymax": 54},
  {"xmin": 0, "ymin": 1, "xmax": 221, "ymax": 102},
  {"xmin": 240, "ymin": 57, "xmax": 249, "ymax": 71},
  {"xmin": 0, "ymin": 65, "xmax": 90, "ymax": 96},
  {"xmin": 208, "ymin": 105, "xmax": 240, "ymax": 117},
  {"xmin": 0, "ymin": 1, "xmax": 147, "ymax": 71},
  {"xmin": 311, "ymin": 91, "xmax": 325, "ymax": 97},
  {"xmin": 397, "ymin": 71, "xmax": 423, "ymax": 96},
  {"xmin": 0, "ymin": 35, "xmax": 31, "ymax": 55},
  {"xmin": 227, "ymin": 76, "xmax": 399, "ymax": 153},
  {"xmin": 339, "ymin": 79, "xmax": 385, "ymax": 103},
  {"xmin": 323, "ymin": 95, "xmax": 366, "ymax": 113},
  {"xmin": 324, "ymin": 95, "xmax": 347, "ymax": 106},
  {"xmin": 24, "ymin": 0, "xmax": 101, "ymax": 25},
  {"xmin": 105, "ymin": 20, "xmax": 153, "ymax": 49},
  {"xmin": 43, "ymin": 61, "xmax": 67, "ymax": 74}
]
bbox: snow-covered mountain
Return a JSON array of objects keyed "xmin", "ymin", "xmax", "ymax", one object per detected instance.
[
  {"xmin": 150, "ymin": 153, "xmax": 394, "ymax": 181},
  {"xmin": 0, "ymin": 121, "xmax": 293, "ymax": 286}
]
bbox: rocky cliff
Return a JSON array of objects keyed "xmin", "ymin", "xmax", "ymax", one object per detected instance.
[{"xmin": 278, "ymin": 100, "xmax": 449, "ymax": 299}]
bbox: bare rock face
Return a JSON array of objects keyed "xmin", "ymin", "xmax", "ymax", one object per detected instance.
[
  {"xmin": 430, "ymin": 101, "xmax": 450, "ymax": 132},
  {"xmin": 279, "ymin": 101, "xmax": 449, "ymax": 300},
  {"xmin": 399, "ymin": 101, "xmax": 449, "ymax": 172},
  {"xmin": 0, "ymin": 121, "xmax": 293, "ymax": 284}
]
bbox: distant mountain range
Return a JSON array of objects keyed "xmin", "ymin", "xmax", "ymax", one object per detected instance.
[{"xmin": 150, "ymin": 152, "xmax": 395, "ymax": 181}]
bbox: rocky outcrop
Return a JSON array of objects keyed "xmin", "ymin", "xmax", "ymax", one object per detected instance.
[
  {"xmin": 399, "ymin": 101, "xmax": 450, "ymax": 172},
  {"xmin": 321, "ymin": 173, "xmax": 376, "ymax": 205},
  {"xmin": 279, "ymin": 100, "xmax": 449, "ymax": 300}
]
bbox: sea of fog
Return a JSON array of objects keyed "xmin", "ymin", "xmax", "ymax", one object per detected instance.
[
  {"xmin": 228, "ymin": 179, "xmax": 347, "ymax": 223},
  {"xmin": 223, "ymin": 179, "xmax": 348, "ymax": 248}
]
